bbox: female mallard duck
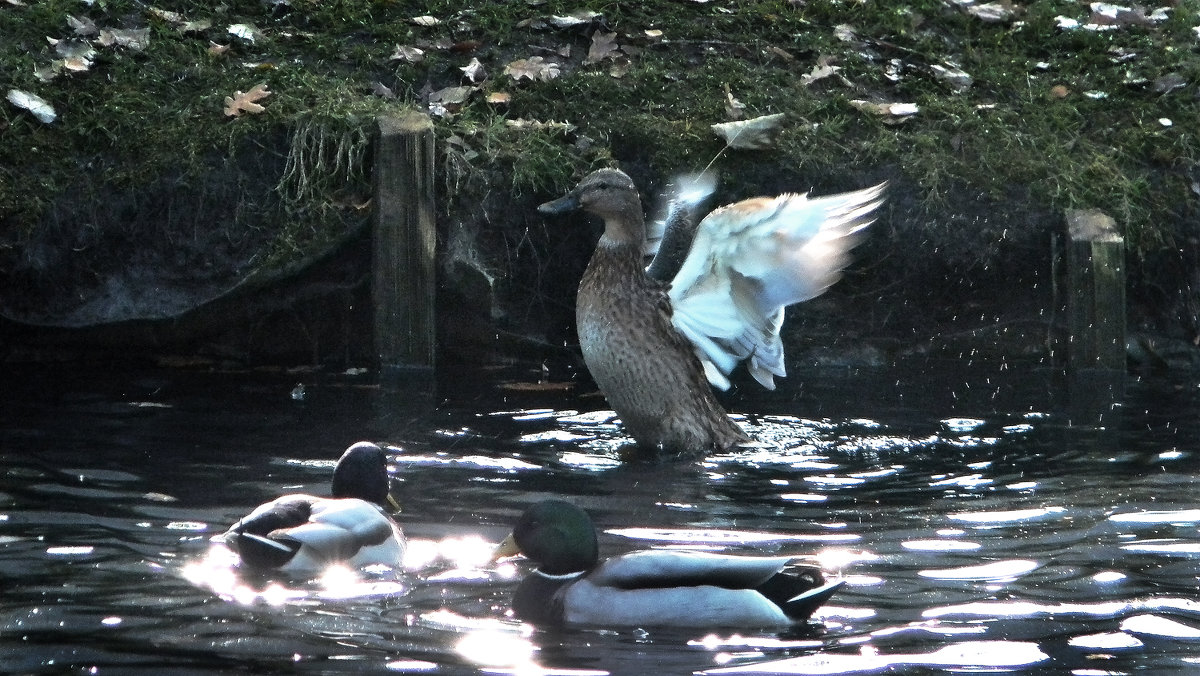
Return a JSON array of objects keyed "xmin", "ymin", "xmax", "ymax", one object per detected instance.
[
  {"xmin": 220, "ymin": 441, "xmax": 405, "ymax": 573},
  {"xmin": 539, "ymin": 168, "xmax": 884, "ymax": 455},
  {"xmin": 493, "ymin": 499, "xmax": 842, "ymax": 628}
]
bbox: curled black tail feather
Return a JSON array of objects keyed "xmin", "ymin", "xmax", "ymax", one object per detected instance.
[{"xmin": 755, "ymin": 568, "xmax": 841, "ymax": 620}]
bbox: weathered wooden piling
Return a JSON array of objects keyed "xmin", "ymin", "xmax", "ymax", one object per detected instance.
[
  {"xmin": 1065, "ymin": 209, "xmax": 1125, "ymax": 372},
  {"xmin": 373, "ymin": 111, "xmax": 436, "ymax": 380},
  {"xmin": 1064, "ymin": 208, "xmax": 1126, "ymax": 414}
]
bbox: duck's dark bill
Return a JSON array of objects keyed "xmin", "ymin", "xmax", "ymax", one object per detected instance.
[{"xmin": 538, "ymin": 195, "xmax": 581, "ymax": 214}]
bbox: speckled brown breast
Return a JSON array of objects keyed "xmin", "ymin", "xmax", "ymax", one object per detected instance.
[{"xmin": 576, "ymin": 241, "xmax": 748, "ymax": 455}]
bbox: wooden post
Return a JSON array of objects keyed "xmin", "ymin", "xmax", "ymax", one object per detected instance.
[
  {"xmin": 1065, "ymin": 209, "xmax": 1125, "ymax": 416},
  {"xmin": 374, "ymin": 112, "xmax": 436, "ymax": 380},
  {"xmin": 1065, "ymin": 209, "xmax": 1125, "ymax": 371}
]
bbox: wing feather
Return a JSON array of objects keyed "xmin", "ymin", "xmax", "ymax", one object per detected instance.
[{"xmin": 669, "ymin": 182, "xmax": 885, "ymax": 390}]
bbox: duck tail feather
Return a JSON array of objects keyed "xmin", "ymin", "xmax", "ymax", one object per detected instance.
[
  {"xmin": 782, "ymin": 580, "xmax": 845, "ymax": 620},
  {"xmin": 231, "ymin": 532, "xmax": 301, "ymax": 570}
]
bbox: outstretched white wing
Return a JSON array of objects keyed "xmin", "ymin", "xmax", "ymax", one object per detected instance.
[{"xmin": 669, "ymin": 182, "xmax": 885, "ymax": 390}]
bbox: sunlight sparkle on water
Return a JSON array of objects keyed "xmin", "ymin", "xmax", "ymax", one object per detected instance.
[
  {"xmin": 1069, "ymin": 632, "xmax": 1143, "ymax": 650},
  {"xmin": 701, "ymin": 640, "xmax": 1048, "ymax": 674},
  {"xmin": 942, "ymin": 418, "xmax": 986, "ymax": 432},
  {"xmin": 925, "ymin": 600, "xmax": 1135, "ymax": 620},
  {"xmin": 1109, "ymin": 509, "xmax": 1200, "ymax": 525},
  {"xmin": 46, "ymin": 546, "xmax": 95, "ymax": 556},
  {"xmin": 1121, "ymin": 541, "xmax": 1200, "ymax": 555},
  {"xmin": 519, "ymin": 430, "xmax": 592, "ymax": 443},
  {"xmin": 918, "ymin": 559, "xmax": 1038, "ymax": 581},
  {"xmin": 385, "ymin": 658, "xmax": 439, "ymax": 672},
  {"xmin": 902, "ymin": 539, "xmax": 981, "ymax": 552},
  {"xmin": 816, "ymin": 548, "xmax": 878, "ymax": 569},
  {"xmin": 455, "ymin": 630, "xmax": 536, "ymax": 668},
  {"xmin": 557, "ymin": 451, "xmax": 622, "ymax": 470},
  {"xmin": 691, "ymin": 634, "xmax": 823, "ymax": 651},
  {"xmin": 948, "ymin": 507, "xmax": 1065, "ymax": 524},
  {"xmin": 404, "ymin": 535, "xmax": 496, "ymax": 573},
  {"xmin": 1121, "ymin": 614, "xmax": 1200, "ymax": 639},
  {"xmin": 780, "ymin": 493, "xmax": 827, "ymax": 502}
]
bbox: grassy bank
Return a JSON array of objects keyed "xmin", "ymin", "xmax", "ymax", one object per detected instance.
[{"xmin": 2, "ymin": 0, "xmax": 1197, "ymax": 342}]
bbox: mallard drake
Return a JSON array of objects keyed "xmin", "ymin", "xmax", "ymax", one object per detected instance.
[
  {"xmin": 493, "ymin": 499, "xmax": 842, "ymax": 628},
  {"xmin": 539, "ymin": 168, "xmax": 884, "ymax": 455},
  {"xmin": 220, "ymin": 441, "xmax": 405, "ymax": 573}
]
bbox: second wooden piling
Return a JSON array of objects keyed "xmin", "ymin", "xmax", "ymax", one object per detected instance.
[
  {"xmin": 1065, "ymin": 208, "xmax": 1125, "ymax": 373},
  {"xmin": 1064, "ymin": 208, "xmax": 1126, "ymax": 418},
  {"xmin": 373, "ymin": 111, "xmax": 436, "ymax": 378}
]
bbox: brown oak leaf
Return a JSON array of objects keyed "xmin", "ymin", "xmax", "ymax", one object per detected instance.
[{"xmin": 223, "ymin": 83, "xmax": 271, "ymax": 117}]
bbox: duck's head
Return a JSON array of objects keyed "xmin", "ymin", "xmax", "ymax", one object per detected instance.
[
  {"xmin": 539, "ymin": 169, "xmax": 645, "ymax": 243},
  {"xmin": 331, "ymin": 441, "xmax": 399, "ymax": 511},
  {"xmin": 493, "ymin": 499, "xmax": 600, "ymax": 575}
]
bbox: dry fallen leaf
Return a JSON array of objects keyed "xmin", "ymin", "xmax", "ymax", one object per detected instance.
[
  {"xmin": 53, "ymin": 39, "xmax": 96, "ymax": 63},
  {"xmin": 711, "ymin": 112, "xmax": 786, "ymax": 150},
  {"xmin": 584, "ymin": 31, "xmax": 620, "ymax": 64},
  {"xmin": 228, "ymin": 23, "xmax": 262, "ymax": 43},
  {"xmin": 833, "ymin": 23, "xmax": 858, "ymax": 43},
  {"xmin": 1153, "ymin": 72, "xmax": 1186, "ymax": 95},
  {"xmin": 931, "ymin": 63, "xmax": 973, "ymax": 92},
  {"xmin": 723, "ymin": 83, "xmax": 745, "ymax": 120},
  {"xmin": 547, "ymin": 11, "xmax": 601, "ymax": 28},
  {"xmin": 800, "ymin": 57, "xmax": 841, "ymax": 86},
  {"xmin": 208, "ymin": 41, "xmax": 230, "ymax": 56},
  {"xmin": 410, "ymin": 15, "xmax": 441, "ymax": 26},
  {"xmin": 7, "ymin": 89, "xmax": 56, "ymax": 123},
  {"xmin": 486, "ymin": 91, "xmax": 511, "ymax": 105},
  {"xmin": 223, "ymin": 83, "xmax": 271, "ymax": 117},
  {"xmin": 849, "ymin": 100, "xmax": 919, "ymax": 119},
  {"xmin": 59, "ymin": 56, "xmax": 92, "ymax": 72},
  {"xmin": 964, "ymin": 1, "xmax": 1016, "ymax": 22},
  {"xmin": 34, "ymin": 63, "xmax": 60, "ymax": 82},
  {"xmin": 429, "ymin": 85, "xmax": 474, "ymax": 106},
  {"xmin": 850, "ymin": 100, "xmax": 918, "ymax": 115},
  {"xmin": 148, "ymin": 7, "xmax": 186, "ymax": 23},
  {"xmin": 460, "ymin": 57, "xmax": 487, "ymax": 83},
  {"xmin": 97, "ymin": 28, "xmax": 150, "ymax": 50},
  {"xmin": 390, "ymin": 45, "xmax": 425, "ymax": 63},
  {"xmin": 180, "ymin": 19, "xmax": 212, "ymax": 34},
  {"xmin": 67, "ymin": 15, "xmax": 98, "ymax": 37},
  {"xmin": 504, "ymin": 56, "xmax": 561, "ymax": 82}
]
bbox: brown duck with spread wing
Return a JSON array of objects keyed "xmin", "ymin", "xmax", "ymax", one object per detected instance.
[{"xmin": 539, "ymin": 168, "xmax": 885, "ymax": 455}]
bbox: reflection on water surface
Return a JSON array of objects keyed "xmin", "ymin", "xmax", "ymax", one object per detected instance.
[{"xmin": 2, "ymin": 361, "xmax": 1199, "ymax": 674}]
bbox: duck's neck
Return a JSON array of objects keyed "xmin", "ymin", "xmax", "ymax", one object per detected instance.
[{"xmin": 595, "ymin": 193, "xmax": 646, "ymax": 246}]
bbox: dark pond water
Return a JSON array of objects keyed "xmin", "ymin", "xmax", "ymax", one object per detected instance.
[{"xmin": 2, "ymin": 359, "xmax": 1199, "ymax": 675}]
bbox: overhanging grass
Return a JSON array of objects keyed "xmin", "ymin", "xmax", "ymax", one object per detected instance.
[{"xmin": 2, "ymin": 0, "xmax": 1196, "ymax": 271}]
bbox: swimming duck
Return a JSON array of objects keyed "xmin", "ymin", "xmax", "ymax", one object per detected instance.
[
  {"xmin": 220, "ymin": 441, "xmax": 406, "ymax": 573},
  {"xmin": 539, "ymin": 169, "xmax": 884, "ymax": 455},
  {"xmin": 493, "ymin": 499, "xmax": 842, "ymax": 628}
]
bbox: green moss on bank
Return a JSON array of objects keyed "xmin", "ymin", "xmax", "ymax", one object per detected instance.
[{"xmin": 2, "ymin": 0, "xmax": 1197, "ymax": 274}]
